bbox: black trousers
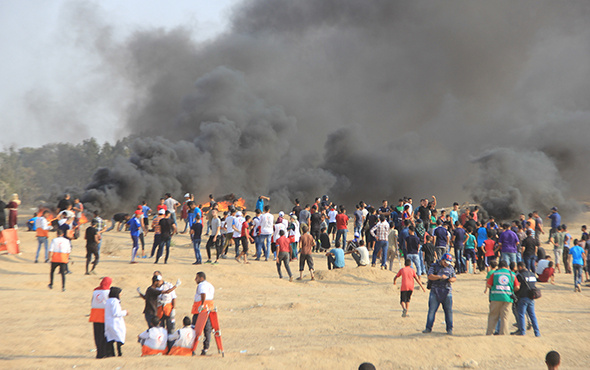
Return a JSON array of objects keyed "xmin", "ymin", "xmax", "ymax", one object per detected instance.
[
  {"xmin": 93, "ymin": 322, "xmax": 107, "ymax": 358},
  {"xmin": 49, "ymin": 262, "xmax": 66, "ymax": 288},
  {"xmin": 86, "ymin": 245, "xmax": 99, "ymax": 273},
  {"xmin": 106, "ymin": 340, "xmax": 123, "ymax": 357},
  {"xmin": 150, "ymin": 234, "xmax": 162, "ymax": 257},
  {"xmin": 191, "ymin": 314, "xmax": 212, "ymax": 350}
]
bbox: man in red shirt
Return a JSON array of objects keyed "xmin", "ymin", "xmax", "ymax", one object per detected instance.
[
  {"xmin": 537, "ymin": 261, "xmax": 555, "ymax": 284},
  {"xmin": 335, "ymin": 207, "xmax": 349, "ymax": 249},
  {"xmin": 394, "ymin": 259, "xmax": 426, "ymax": 317},
  {"xmin": 276, "ymin": 230, "xmax": 293, "ymax": 282}
]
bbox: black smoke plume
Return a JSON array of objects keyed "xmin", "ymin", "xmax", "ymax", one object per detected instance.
[{"xmin": 48, "ymin": 0, "xmax": 590, "ymax": 219}]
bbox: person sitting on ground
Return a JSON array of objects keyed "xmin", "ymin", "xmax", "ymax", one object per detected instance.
[
  {"xmin": 345, "ymin": 239, "xmax": 370, "ymax": 267},
  {"xmin": 138, "ymin": 317, "xmax": 168, "ymax": 356},
  {"xmin": 536, "ymin": 255, "xmax": 553, "ymax": 276},
  {"xmin": 545, "ymin": 350, "xmax": 560, "ymax": 370},
  {"xmin": 326, "ymin": 241, "xmax": 345, "ymax": 270},
  {"xmin": 168, "ymin": 316, "xmax": 196, "ymax": 356},
  {"xmin": 537, "ymin": 261, "xmax": 555, "ymax": 284}
]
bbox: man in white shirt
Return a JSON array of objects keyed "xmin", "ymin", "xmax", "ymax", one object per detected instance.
[
  {"xmin": 35, "ymin": 210, "xmax": 52, "ymax": 263},
  {"xmin": 192, "ymin": 272, "xmax": 215, "ymax": 356},
  {"xmin": 346, "ymin": 239, "xmax": 370, "ymax": 267},
  {"xmin": 232, "ymin": 211, "xmax": 245, "ymax": 258},
  {"xmin": 259, "ymin": 206, "xmax": 274, "ymax": 261},
  {"xmin": 164, "ymin": 193, "xmax": 180, "ymax": 227}
]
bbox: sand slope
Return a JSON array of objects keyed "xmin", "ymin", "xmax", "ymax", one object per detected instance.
[{"xmin": 1, "ymin": 218, "xmax": 589, "ymax": 369}]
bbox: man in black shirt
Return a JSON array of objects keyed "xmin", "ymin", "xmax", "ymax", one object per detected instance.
[
  {"xmin": 310, "ymin": 206, "xmax": 322, "ymax": 250},
  {"xmin": 514, "ymin": 262, "xmax": 541, "ymax": 337},
  {"xmin": 406, "ymin": 226, "xmax": 423, "ymax": 275},
  {"xmin": 155, "ymin": 211, "xmax": 176, "ymax": 264},
  {"xmin": 139, "ymin": 274, "xmax": 178, "ymax": 328},
  {"xmin": 85, "ymin": 219, "xmax": 100, "ymax": 274},
  {"xmin": 106, "ymin": 213, "xmax": 130, "ymax": 232},
  {"xmin": 57, "ymin": 194, "xmax": 72, "ymax": 212},
  {"xmin": 521, "ymin": 230, "xmax": 539, "ymax": 272}
]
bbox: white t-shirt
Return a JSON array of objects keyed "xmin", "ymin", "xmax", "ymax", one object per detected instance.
[
  {"xmin": 232, "ymin": 216, "xmax": 245, "ymax": 238},
  {"xmin": 273, "ymin": 223, "xmax": 287, "ymax": 243},
  {"xmin": 195, "ymin": 280, "xmax": 215, "ymax": 302},
  {"xmin": 260, "ymin": 213, "xmax": 274, "ymax": 235},
  {"xmin": 225, "ymin": 215, "xmax": 234, "ymax": 235},
  {"xmin": 158, "ymin": 281, "xmax": 177, "ymax": 305},
  {"xmin": 356, "ymin": 246, "xmax": 370, "ymax": 266},
  {"xmin": 328, "ymin": 210, "xmax": 338, "ymax": 223},
  {"xmin": 252, "ymin": 217, "xmax": 261, "ymax": 237},
  {"xmin": 362, "ymin": 208, "xmax": 368, "ymax": 219},
  {"xmin": 49, "ymin": 236, "xmax": 71, "ymax": 254},
  {"xmin": 164, "ymin": 198, "xmax": 179, "ymax": 214}
]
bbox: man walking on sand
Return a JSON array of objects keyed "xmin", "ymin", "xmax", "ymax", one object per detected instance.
[
  {"xmin": 276, "ymin": 230, "xmax": 294, "ymax": 281},
  {"xmin": 298, "ymin": 225, "xmax": 315, "ymax": 280},
  {"xmin": 486, "ymin": 260, "xmax": 520, "ymax": 335},
  {"xmin": 423, "ymin": 253, "xmax": 456, "ymax": 335},
  {"xmin": 394, "ymin": 258, "xmax": 426, "ymax": 317}
]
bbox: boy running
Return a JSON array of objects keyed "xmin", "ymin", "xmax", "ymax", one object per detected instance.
[{"xmin": 394, "ymin": 259, "xmax": 426, "ymax": 317}]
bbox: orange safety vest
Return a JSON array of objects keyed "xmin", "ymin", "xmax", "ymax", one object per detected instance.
[
  {"xmin": 89, "ymin": 289, "xmax": 110, "ymax": 323},
  {"xmin": 168, "ymin": 346, "xmax": 192, "ymax": 356},
  {"xmin": 141, "ymin": 345, "xmax": 167, "ymax": 356},
  {"xmin": 191, "ymin": 300, "xmax": 214, "ymax": 314},
  {"xmin": 52, "ymin": 252, "xmax": 69, "ymax": 263},
  {"xmin": 157, "ymin": 302, "xmax": 173, "ymax": 318}
]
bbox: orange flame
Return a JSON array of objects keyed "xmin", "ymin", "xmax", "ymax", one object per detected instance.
[{"xmin": 215, "ymin": 198, "xmax": 247, "ymax": 213}]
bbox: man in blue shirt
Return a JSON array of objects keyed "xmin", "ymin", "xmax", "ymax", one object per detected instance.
[
  {"xmin": 433, "ymin": 220, "xmax": 448, "ymax": 259},
  {"xmin": 547, "ymin": 207, "xmax": 561, "ymax": 243},
  {"xmin": 423, "ymin": 253, "xmax": 456, "ymax": 335},
  {"xmin": 568, "ymin": 240, "xmax": 586, "ymax": 292},
  {"xmin": 128, "ymin": 210, "xmax": 146, "ymax": 263},
  {"xmin": 256, "ymin": 196, "xmax": 270, "ymax": 212},
  {"xmin": 326, "ymin": 244, "xmax": 345, "ymax": 270}
]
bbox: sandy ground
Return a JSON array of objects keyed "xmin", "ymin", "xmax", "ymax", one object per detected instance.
[{"xmin": 1, "ymin": 213, "xmax": 590, "ymax": 369}]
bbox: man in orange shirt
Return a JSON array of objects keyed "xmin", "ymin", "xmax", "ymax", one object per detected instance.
[
  {"xmin": 394, "ymin": 259, "xmax": 426, "ymax": 317},
  {"xmin": 48, "ymin": 229, "xmax": 71, "ymax": 292}
]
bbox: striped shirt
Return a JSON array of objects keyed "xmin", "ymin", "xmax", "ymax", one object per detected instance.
[{"xmin": 371, "ymin": 221, "xmax": 390, "ymax": 241}]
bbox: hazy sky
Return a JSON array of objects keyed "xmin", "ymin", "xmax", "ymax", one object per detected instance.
[{"xmin": 0, "ymin": 0, "xmax": 239, "ymax": 148}]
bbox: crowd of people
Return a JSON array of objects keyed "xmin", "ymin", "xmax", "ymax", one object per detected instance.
[{"xmin": 9, "ymin": 191, "xmax": 585, "ymax": 360}]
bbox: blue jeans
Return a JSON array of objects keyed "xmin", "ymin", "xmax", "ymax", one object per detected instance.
[
  {"xmin": 502, "ymin": 252, "xmax": 517, "ymax": 266},
  {"xmin": 372, "ymin": 240, "xmax": 388, "ymax": 267},
  {"xmin": 455, "ymin": 247, "xmax": 466, "ymax": 273},
  {"xmin": 354, "ymin": 224, "xmax": 362, "ymax": 236},
  {"xmin": 335, "ymin": 229, "xmax": 347, "ymax": 248},
  {"xmin": 573, "ymin": 264, "xmax": 583, "ymax": 287},
  {"xmin": 36, "ymin": 236, "xmax": 48, "ymax": 262},
  {"xmin": 419, "ymin": 249, "xmax": 426, "ymax": 276},
  {"xmin": 192, "ymin": 239, "xmax": 202, "ymax": 263},
  {"xmin": 523, "ymin": 254, "xmax": 536, "ymax": 272},
  {"xmin": 254, "ymin": 235, "xmax": 262, "ymax": 259},
  {"xmin": 260, "ymin": 234, "xmax": 271, "ymax": 260},
  {"xmin": 425, "ymin": 291, "xmax": 453, "ymax": 332},
  {"xmin": 517, "ymin": 297, "xmax": 540, "ymax": 336},
  {"xmin": 131, "ymin": 235, "xmax": 139, "ymax": 261},
  {"xmin": 407, "ymin": 254, "xmax": 422, "ymax": 275}
]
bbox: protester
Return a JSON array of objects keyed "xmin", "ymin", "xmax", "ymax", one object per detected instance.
[
  {"xmin": 545, "ymin": 350, "xmax": 561, "ymax": 370},
  {"xmin": 394, "ymin": 259, "xmax": 426, "ymax": 317},
  {"xmin": 276, "ymin": 230, "xmax": 294, "ymax": 280},
  {"xmin": 326, "ymin": 241, "xmax": 345, "ymax": 270},
  {"xmin": 298, "ymin": 225, "xmax": 315, "ymax": 280},
  {"xmin": 85, "ymin": 219, "xmax": 101, "ymax": 274},
  {"xmin": 423, "ymin": 253, "xmax": 456, "ymax": 335},
  {"xmin": 164, "ymin": 193, "xmax": 181, "ymax": 226},
  {"xmin": 568, "ymin": 239, "xmax": 586, "ymax": 292},
  {"xmin": 6, "ymin": 193, "xmax": 20, "ymax": 229},
  {"xmin": 48, "ymin": 229, "xmax": 70, "ymax": 291},
  {"xmin": 34, "ymin": 210, "xmax": 52, "ymax": 263},
  {"xmin": 259, "ymin": 205, "xmax": 274, "ymax": 261},
  {"xmin": 190, "ymin": 213, "xmax": 204, "ymax": 265},
  {"xmin": 106, "ymin": 212, "xmax": 130, "ymax": 232},
  {"xmin": 346, "ymin": 239, "xmax": 370, "ymax": 267},
  {"xmin": 550, "ymin": 226, "xmax": 564, "ymax": 273},
  {"xmin": 155, "ymin": 210, "xmax": 175, "ymax": 264},
  {"xmin": 140, "ymin": 274, "xmax": 178, "ymax": 328},
  {"xmin": 104, "ymin": 287, "xmax": 127, "ymax": 357},
  {"xmin": 537, "ymin": 261, "xmax": 555, "ymax": 284},
  {"xmin": 89, "ymin": 277, "xmax": 112, "ymax": 359},
  {"xmin": 514, "ymin": 262, "xmax": 541, "ymax": 336},
  {"xmin": 496, "ymin": 223, "xmax": 519, "ymax": 265},
  {"xmin": 335, "ymin": 207, "xmax": 349, "ymax": 248},
  {"xmin": 370, "ymin": 214, "xmax": 390, "ymax": 269}
]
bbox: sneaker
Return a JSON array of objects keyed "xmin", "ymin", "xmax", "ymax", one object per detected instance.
[
  {"xmin": 296, "ymin": 277, "xmax": 303, "ymax": 280},
  {"xmin": 48, "ymin": 284, "xmax": 53, "ymax": 289},
  {"xmin": 62, "ymin": 288, "xmax": 66, "ymax": 292},
  {"xmin": 85, "ymin": 272, "xmax": 90, "ymax": 275},
  {"xmin": 200, "ymin": 349, "xmax": 208, "ymax": 356},
  {"xmin": 34, "ymin": 260, "xmax": 38, "ymax": 263},
  {"xmin": 446, "ymin": 330, "xmax": 453, "ymax": 336},
  {"xmin": 221, "ymin": 255, "xmax": 228, "ymax": 259},
  {"xmin": 402, "ymin": 309, "xmax": 407, "ymax": 317},
  {"xmin": 193, "ymin": 262, "xmax": 200, "ymax": 265},
  {"xmin": 422, "ymin": 329, "xmax": 432, "ymax": 334},
  {"xmin": 205, "ymin": 260, "xmax": 212, "ymax": 264},
  {"xmin": 289, "ymin": 276, "xmax": 293, "ymax": 282},
  {"xmin": 212, "ymin": 261, "xmax": 219, "ymax": 265}
]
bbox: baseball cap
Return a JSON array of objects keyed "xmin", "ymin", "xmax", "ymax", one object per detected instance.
[
  {"xmin": 158, "ymin": 209, "xmax": 165, "ymax": 215},
  {"xmin": 279, "ymin": 211, "xmax": 285, "ymax": 217},
  {"xmin": 551, "ymin": 207, "xmax": 557, "ymax": 211},
  {"xmin": 135, "ymin": 210, "xmax": 142, "ymax": 215},
  {"xmin": 354, "ymin": 232, "xmax": 360, "ymax": 238},
  {"xmin": 184, "ymin": 193, "xmax": 190, "ymax": 198},
  {"xmin": 442, "ymin": 253, "xmax": 453, "ymax": 263}
]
